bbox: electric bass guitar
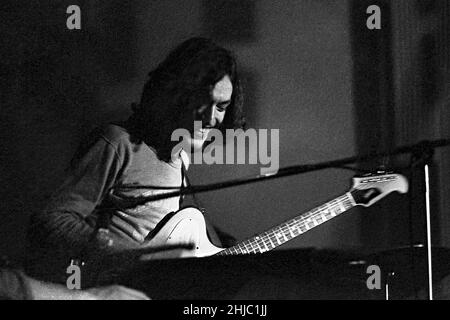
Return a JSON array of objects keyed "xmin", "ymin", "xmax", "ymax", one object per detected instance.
[{"xmin": 139, "ymin": 172, "xmax": 408, "ymax": 260}]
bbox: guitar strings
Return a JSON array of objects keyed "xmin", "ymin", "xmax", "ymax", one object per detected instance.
[{"xmin": 223, "ymin": 194, "xmax": 354, "ymax": 255}]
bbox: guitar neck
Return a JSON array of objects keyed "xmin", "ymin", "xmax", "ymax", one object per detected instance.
[{"xmin": 217, "ymin": 192, "xmax": 356, "ymax": 256}]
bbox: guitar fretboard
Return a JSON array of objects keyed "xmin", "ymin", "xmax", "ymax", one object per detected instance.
[{"xmin": 216, "ymin": 192, "xmax": 355, "ymax": 256}]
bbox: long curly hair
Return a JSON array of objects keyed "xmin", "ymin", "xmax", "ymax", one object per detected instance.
[{"xmin": 128, "ymin": 37, "xmax": 245, "ymax": 162}]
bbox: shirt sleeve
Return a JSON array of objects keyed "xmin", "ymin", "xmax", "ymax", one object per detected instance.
[
  {"xmin": 28, "ymin": 135, "xmax": 123, "ymax": 263},
  {"xmin": 0, "ymin": 269, "xmax": 30, "ymax": 300}
]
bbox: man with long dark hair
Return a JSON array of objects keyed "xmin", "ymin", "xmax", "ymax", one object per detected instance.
[{"xmin": 26, "ymin": 37, "xmax": 245, "ymax": 285}]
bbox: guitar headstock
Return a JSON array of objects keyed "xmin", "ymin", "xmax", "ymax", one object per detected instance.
[{"xmin": 350, "ymin": 172, "xmax": 409, "ymax": 207}]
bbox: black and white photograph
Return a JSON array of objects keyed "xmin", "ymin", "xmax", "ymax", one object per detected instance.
[{"xmin": 1, "ymin": 0, "xmax": 450, "ymax": 307}]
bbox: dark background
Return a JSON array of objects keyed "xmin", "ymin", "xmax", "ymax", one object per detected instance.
[{"xmin": 1, "ymin": 0, "xmax": 449, "ymax": 289}]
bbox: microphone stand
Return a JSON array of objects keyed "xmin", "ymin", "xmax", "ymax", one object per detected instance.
[{"xmin": 410, "ymin": 143, "xmax": 435, "ymax": 300}]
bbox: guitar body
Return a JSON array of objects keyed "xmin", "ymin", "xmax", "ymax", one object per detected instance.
[{"xmin": 140, "ymin": 207, "xmax": 224, "ymax": 260}]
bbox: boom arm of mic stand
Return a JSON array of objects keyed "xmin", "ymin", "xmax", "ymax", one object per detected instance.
[{"xmin": 125, "ymin": 138, "xmax": 450, "ymax": 205}]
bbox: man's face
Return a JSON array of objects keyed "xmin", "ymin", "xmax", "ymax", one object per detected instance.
[{"xmin": 187, "ymin": 75, "xmax": 233, "ymax": 151}]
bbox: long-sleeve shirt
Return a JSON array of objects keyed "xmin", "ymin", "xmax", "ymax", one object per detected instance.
[{"xmin": 26, "ymin": 123, "xmax": 189, "ymax": 282}]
